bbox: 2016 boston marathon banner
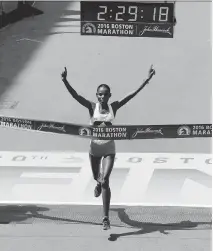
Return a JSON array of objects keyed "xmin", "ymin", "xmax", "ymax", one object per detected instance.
[
  {"xmin": 0, "ymin": 116, "xmax": 211, "ymax": 140},
  {"xmin": 80, "ymin": 1, "xmax": 176, "ymax": 38}
]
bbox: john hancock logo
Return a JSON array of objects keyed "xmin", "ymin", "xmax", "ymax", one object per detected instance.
[
  {"xmin": 79, "ymin": 127, "xmax": 92, "ymax": 137},
  {"xmin": 139, "ymin": 24, "xmax": 172, "ymax": 37},
  {"xmin": 37, "ymin": 123, "xmax": 66, "ymax": 133},
  {"xmin": 177, "ymin": 126, "xmax": 191, "ymax": 136},
  {"xmin": 132, "ymin": 127, "xmax": 164, "ymax": 138},
  {"xmin": 82, "ymin": 23, "xmax": 96, "ymax": 34}
]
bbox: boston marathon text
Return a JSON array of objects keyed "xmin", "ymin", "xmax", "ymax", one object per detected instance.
[
  {"xmin": 97, "ymin": 24, "xmax": 133, "ymax": 29},
  {"xmin": 0, "ymin": 117, "xmax": 33, "ymax": 130},
  {"xmin": 192, "ymin": 125, "xmax": 212, "ymax": 136},
  {"xmin": 97, "ymin": 23, "xmax": 134, "ymax": 35},
  {"xmin": 93, "ymin": 127, "xmax": 127, "ymax": 139},
  {"xmin": 0, "ymin": 121, "xmax": 32, "ymax": 130}
]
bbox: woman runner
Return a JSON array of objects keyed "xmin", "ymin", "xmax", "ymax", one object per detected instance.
[{"xmin": 61, "ymin": 66, "xmax": 155, "ymax": 230}]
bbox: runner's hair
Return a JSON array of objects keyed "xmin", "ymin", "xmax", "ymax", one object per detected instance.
[{"xmin": 97, "ymin": 84, "xmax": 111, "ymax": 93}]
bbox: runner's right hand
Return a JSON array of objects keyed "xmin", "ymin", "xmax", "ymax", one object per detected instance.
[{"xmin": 61, "ymin": 67, "xmax": 67, "ymax": 80}]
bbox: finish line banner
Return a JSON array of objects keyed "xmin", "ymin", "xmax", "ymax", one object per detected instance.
[{"xmin": 0, "ymin": 116, "xmax": 211, "ymax": 140}]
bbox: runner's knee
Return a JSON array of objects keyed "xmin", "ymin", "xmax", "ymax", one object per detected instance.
[{"xmin": 101, "ymin": 178, "xmax": 109, "ymax": 189}]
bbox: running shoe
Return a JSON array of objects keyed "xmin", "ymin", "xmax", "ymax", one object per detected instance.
[
  {"xmin": 102, "ymin": 217, "xmax": 110, "ymax": 230},
  {"xmin": 94, "ymin": 182, "xmax": 102, "ymax": 197}
]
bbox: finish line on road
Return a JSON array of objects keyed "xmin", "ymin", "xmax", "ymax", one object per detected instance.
[{"xmin": 0, "ymin": 151, "xmax": 211, "ymax": 207}]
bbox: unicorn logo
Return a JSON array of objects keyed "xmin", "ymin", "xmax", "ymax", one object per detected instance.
[
  {"xmin": 79, "ymin": 127, "xmax": 92, "ymax": 137},
  {"xmin": 82, "ymin": 23, "xmax": 96, "ymax": 34},
  {"xmin": 177, "ymin": 126, "xmax": 191, "ymax": 136}
]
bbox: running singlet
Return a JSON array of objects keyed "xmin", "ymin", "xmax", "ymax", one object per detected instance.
[{"xmin": 90, "ymin": 103, "xmax": 115, "ymax": 144}]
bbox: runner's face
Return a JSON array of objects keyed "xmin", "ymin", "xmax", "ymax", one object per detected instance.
[{"xmin": 96, "ymin": 87, "xmax": 111, "ymax": 104}]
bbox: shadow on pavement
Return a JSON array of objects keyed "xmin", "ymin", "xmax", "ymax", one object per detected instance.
[
  {"xmin": 0, "ymin": 205, "xmax": 49, "ymax": 224},
  {"xmin": 0, "ymin": 205, "xmax": 104, "ymax": 227},
  {"xmin": 0, "ymin": 2, "xmax": 78, "ymax": 99},
  {"xmin": 108, "ymin": 208, "xmax": 212, "ymax": 241}
]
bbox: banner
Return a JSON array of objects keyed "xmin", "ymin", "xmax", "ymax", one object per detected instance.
[{"xmin": 0, "ymin": 116, "xmax": 211, "ymax": 140}]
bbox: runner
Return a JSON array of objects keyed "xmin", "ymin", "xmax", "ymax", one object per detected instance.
[{"xmin": 61, "ymin": 65, "xmax": 155, "ymax": 230}]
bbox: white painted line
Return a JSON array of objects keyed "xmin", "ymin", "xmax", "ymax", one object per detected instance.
[
  {"xmin": 20, "ymin": 173, "xmax": 79, "ymax": 179},
  {"xmin": 0, "ymin": 201, "xmax": 211, "ymax": 208}
]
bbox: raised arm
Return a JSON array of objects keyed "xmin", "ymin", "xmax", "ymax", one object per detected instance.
[
  {"xmin": 112, "ymin": 65, "xmax": 156, "ymax": 111},
  {"xmin": 61, "ymin": 67, "xmax": 92, "ymax": 109}
]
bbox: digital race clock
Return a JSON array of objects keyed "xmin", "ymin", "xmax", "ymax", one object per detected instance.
[{"xmin": 81, "ymin": 1, "xmax": 175, "ymax": 38}]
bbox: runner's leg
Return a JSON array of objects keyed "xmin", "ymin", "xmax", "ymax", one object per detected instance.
[
  {"xmin": 101, "ymin": 154, "xmax": 115, "ymax": 229},
  {"xmin": 89, "ymin": 153, "xmax": 102, "ymax": 197}
]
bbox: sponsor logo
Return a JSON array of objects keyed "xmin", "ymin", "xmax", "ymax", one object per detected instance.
[
  {"xmin": 79, "ymin": 127, "xmax": 92, "ymax": 137},
  {"xmin": 139, "ymin": 25, "xmax": 172, "ymax": 36},
  {"xmin": 82, "ymin": 23, "xmax": 96, "ymax": 34},
  {"xmin": 177, "ymin": 126, "xmax": 191, "ymax": 136},
  {"xmin": 131, "ymin": 127, "xmax": 164, "ymax": 138},
  {"xmin": 37, "ymin": 123, "xmax": 66, "ymax": 133}
]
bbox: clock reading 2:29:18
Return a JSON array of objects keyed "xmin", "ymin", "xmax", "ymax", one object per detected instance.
[{"xmin": 81, "ymin": 1, "xmax": 174, "ymax": 23}]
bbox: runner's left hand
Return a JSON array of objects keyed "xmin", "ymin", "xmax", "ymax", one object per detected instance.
[{"xmin": 148, "ymin": 65, "xmax": 155, "ymax": 79}]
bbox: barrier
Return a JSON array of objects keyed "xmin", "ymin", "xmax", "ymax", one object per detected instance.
[
  {"xmin": 0, "ymin": 151, "xmax": 211, "ymax": 207},
  {"xmin": 0, "ymin": 116, "xmax": 212, "ymax": 140}
]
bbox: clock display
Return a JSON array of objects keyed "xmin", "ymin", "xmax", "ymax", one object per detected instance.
[
  {"xmin": 81, "ymin": 1, "xmax": 174, "ymax": 23},
  {"xmin": 81, "ymin": 1, "xmax": 175, "ymax": 38}
]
